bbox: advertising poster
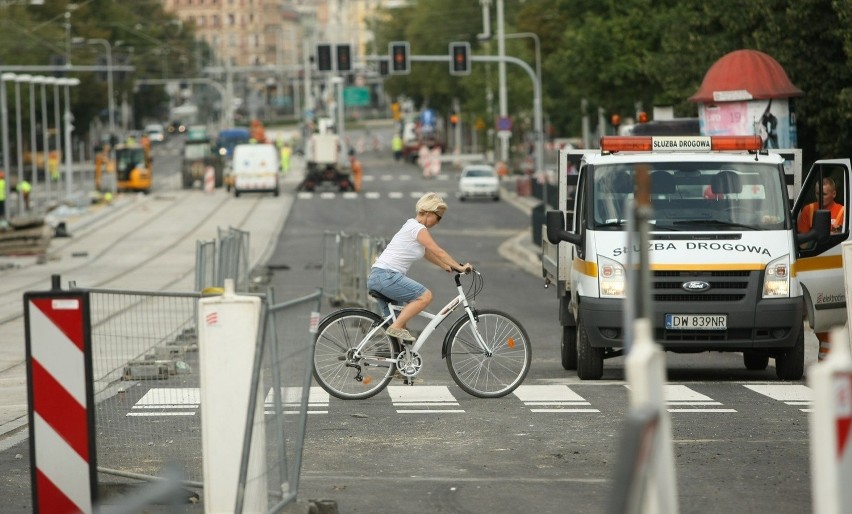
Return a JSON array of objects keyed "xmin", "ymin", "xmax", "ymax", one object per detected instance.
[{"xmin": 699, "ymin": 99, "xmax": 796, "ymax": 148}]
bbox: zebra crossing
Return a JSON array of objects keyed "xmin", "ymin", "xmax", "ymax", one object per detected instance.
[{"xmin": 125, "ymin": 383, "xmax": 813, "ymax": 417}]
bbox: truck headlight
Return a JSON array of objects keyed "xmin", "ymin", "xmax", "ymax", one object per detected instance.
[
  {"xmin": 598, "ymin": 256, "xmax": 626, "ymax": 298},
  {"xmin": 763, "ymin": 254, "xmax": 790, "ymax": 298}
]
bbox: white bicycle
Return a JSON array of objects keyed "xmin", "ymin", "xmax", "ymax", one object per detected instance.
[{"xmin": 313, "ymin": 271, "xmax": 531, "ymax": 399}]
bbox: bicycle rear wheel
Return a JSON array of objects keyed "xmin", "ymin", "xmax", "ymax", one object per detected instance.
[
  {"xmin": 445, "ymin": 309, "xmax": 531, "ymax": 398},
  {"xmin": 313, "ymin": 309, "xmax": 397, "ymax": 400}
]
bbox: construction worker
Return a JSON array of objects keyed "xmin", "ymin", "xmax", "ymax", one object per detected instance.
[
  {"xmin": 280, "ymin": 142, "xmax": 292, "ymax": 175},
  {"xmin": 17, "ymin": 178, "xmax": 31, "ymax": 211},
  {"xmin": 0, "ymin": 170, "xmax": 6, "ymax": 222},
  {"xmin": 391, "ymin": 133, "xmax": 403, "ymax": 161},
  {"xmin": 48, "ymin": 152, "xmax": 60, "ymax": 183},
  {"xmin": 349, "ymin": 150, "xmax": 363, "ymax": 192}
]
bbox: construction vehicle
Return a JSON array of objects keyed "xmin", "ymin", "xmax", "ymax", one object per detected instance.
[{"xmin": 95, "ymin": 143, "xmax": 152, "ymax": 194}]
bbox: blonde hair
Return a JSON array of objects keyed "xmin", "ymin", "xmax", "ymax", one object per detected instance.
[{"xmin": 416, "ymin": 192, "xmax": 447, "ymax": 215}]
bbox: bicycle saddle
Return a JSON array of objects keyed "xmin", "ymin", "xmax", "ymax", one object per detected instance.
[{"xmin": 368, "ymin": 290, "xmax": 398, "ymax": 304}]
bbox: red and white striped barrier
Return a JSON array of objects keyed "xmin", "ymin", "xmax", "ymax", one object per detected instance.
[
  {"xmin": 25, "ymin": 278, "xmax": 96, "ymax": 514},
  {"xmin": 809, "ymin": 325, "xmax": 852, "ymax": 514},
  {"xmin": 204, "ymin": 166, "xmax": 215, "ymax": 194}
]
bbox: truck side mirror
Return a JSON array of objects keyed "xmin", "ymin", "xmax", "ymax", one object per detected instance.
[
  {"xmin": 546, "ymin": 210, "xmax": 582, "ymax": 246},
  {"xmin": 797, "ymin": 209, "xmax": 831, "ymax": 247}
]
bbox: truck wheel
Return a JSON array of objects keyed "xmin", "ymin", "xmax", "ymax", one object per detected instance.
[
  {"xmin": 775, "ymin": 329, "xmax": 804, "ymax": 380},
  {"xmin": 561, "ymin": 325, "xmax": 577, "ymax": 370},
  {"xmin": 576, "ymin": 315, "xmax": 603, "ymax": 380},
  {"xmin": 743, "ymin": 350, "xmax": 769, "ymax": 370}
]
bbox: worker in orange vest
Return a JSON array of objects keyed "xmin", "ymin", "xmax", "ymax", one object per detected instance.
[{"xmin": 349, "ymin": 150, "xmax": 363, "ymax": 192}]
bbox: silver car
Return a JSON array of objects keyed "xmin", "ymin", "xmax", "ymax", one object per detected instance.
[{"xmin": 458, "ymin": 164, "xmax": 500, "ymax": 201}]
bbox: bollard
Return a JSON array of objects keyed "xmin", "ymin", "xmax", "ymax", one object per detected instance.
[
  {"xmin": 808, "ymin": 325, "xmax": 852, "ymax": 514},
  {"xmin": 623, "ymin": 318, "xmax": 679, "ymax": 514},
  {"xmin": 198, "ymin": 279, "xmax": 266, "ymax": 513}
]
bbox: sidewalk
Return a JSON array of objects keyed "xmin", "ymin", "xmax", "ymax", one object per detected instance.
[
  {"xmin": 0, "ymin": 160, "xmax": 306, "ymax": 448},
  {"xmin": 498, "ymin": 179, "xmax": 545, "ymax": 278}
]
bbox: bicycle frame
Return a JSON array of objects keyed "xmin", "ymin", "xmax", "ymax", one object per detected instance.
[{"xmin": 356, "ymin": 273, "xmax": 491, "ymax": 357}]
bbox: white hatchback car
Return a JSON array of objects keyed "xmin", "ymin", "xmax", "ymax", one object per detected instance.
[{"xmin": 458, "ymin": 164, "xmax": 500, "ymax": 201}]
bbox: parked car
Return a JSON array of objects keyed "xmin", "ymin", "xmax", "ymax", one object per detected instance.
[
  {"xmin": 458, "ymin": 164, "xmax": 500, "ymax": 201},
  {"xmin": 144, "ymin": 124, "xmax": 165, "ymax": 144}
]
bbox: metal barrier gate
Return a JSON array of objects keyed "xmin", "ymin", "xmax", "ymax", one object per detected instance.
[
  {"xmin": 322, "ymin": 230, "xmax": 386, "ymax": 309},
  {"xmin": 235, "ymin": 288, "xmax": 323, "ymax": 513},
  {"xmin": 25, "ymin": 276, "xmax": 318, "ymax": 512},
  {"xmin": 195, "ymin": 227, "xmax": 251, "ymax": 293}
]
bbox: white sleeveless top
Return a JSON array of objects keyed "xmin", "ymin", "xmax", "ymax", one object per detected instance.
[{"xmin": 373, "ymin": 219, "xmax": 426, "ymax": 274}]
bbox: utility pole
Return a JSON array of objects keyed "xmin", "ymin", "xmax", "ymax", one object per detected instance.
[{"xmin": 496, "ymin": 0, "xmax": 508, "ymax": 163}]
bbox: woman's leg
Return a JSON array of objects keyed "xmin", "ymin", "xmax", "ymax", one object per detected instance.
[{"xmin": 390, "ymin": 289, "xmax": 432, "ymax": 330}]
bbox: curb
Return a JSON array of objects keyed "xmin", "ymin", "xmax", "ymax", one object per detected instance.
[{"xmin": 499, "ymin": 185, "xmax": 543, "ymax": 278}]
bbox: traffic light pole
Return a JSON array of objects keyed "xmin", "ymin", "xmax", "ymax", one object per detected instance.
[{"xmin": 407, "ymin": 54, "xmax": 543, "ymax": 181}]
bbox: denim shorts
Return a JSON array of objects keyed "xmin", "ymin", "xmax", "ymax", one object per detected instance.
[{"xmin": 367, "ymin": 267, "xmax": 427, "ymax": 316}]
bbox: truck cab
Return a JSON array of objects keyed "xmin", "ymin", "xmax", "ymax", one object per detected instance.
[{"xmin": 543, "ymin": 135, "xmax": 849, "ymax": 380}]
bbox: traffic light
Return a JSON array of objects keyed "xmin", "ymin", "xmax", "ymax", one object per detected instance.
[
  {"xmin": 336, "ymin": 44, "xmax": 351, "ymax": 72},
  {"xmin": 389, "ymin": 41, "xmax": 410, "ymax": 74},
  {"xmin": 450, "ymin": 113, "xmax": 459, "ymax": 126},
  {"xmin": 449, "ymin": 42, "xmax": 471, "ymax": 75},
  {"xmin": 316, "ymin": 44, "xmax": 332, "ymax": 72},
  {"xmin": 610, "ymin": 114, "xmax": 621, "ymax": 128},
  {"xmin": 379, "ymin": 59, "xmax": 389, "ymax": 76}
]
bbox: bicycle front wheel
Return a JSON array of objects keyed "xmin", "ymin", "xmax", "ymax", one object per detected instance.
[
  {"xmin": 313, "ymin": 309, "xmax": 397, "ymax": 400},
  {"xmin": 445, "ymin": 309, "xmax": 531, "ymax": 398}
]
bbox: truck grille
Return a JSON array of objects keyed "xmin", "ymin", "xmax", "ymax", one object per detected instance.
[{"xmin": 652, "ymin": 270, "xmax": 751, "ymax": 302}]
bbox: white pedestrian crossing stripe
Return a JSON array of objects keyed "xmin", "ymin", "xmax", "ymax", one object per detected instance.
[
  {"xmin": 744, "ymin": 384, "xmax": 813, "ymax": 412},
  {"xmin": 263, "ymin": 386, "xmax": 330, "ymax": 415},
  {"xmin": 625, "ymin": 384, "xmax": 735, "ymax": 413},
  {"xmin": 125, "ymin": 384, "xmax": 817, "ymax": 416},
  {"xmin": 387, "ymin": 385, "xmax": 464, "ymax": 413},
  {"xmin": 513, "ymin": 385, "xmax": 599, "ymax": 413},
  {"xmin": 128, "ymin": 388, "xmax": 200, "ymax": 417}
]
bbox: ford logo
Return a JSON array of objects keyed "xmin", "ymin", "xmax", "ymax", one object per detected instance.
[{"xmin": 682, "ymin": 281, "xmax": 711, "ymax": 292}]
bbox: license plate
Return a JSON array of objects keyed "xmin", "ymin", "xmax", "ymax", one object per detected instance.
[{"xmin": 665, "ymin": 314, "xmax": 727, "ymax": 330}]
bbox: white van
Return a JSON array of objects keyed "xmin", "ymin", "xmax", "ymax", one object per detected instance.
[{"xmin": 231, "ymin": 144, "xmax": 280, "ymax": 197}]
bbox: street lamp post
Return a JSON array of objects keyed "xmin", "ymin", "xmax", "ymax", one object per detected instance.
[
  {"xmin": 35, "ymin": 77, "xmax": 51, "ymax": 200},
  {"xmin": 87, "ymin": 38, "xmax": 116, "ymax": 140},
  {"xmin": 48, "ymin": 77, "xmax": 62, "ymax": 197},
  {"xmin": 504, "ymin": 31, "xmax": 546, "ymax": 205},
  {"xmin": 0, "ymin": 72, "xmax": 15, "ymax": 219},
  {"xmin": 14, "ymin": 75, "xmax": 28, "ymax": 213},
  {"xmin": 28, "ymin": 76, "xmax": 38, "ymax": 198},
  {"xmin": 61, "ymin": 78, "xmax": 80, "ymax": 197}
]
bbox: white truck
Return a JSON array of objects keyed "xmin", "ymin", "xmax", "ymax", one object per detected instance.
[
  {"xmin": 298, "ymin": 133, "xmax": 353, "ymax": 192},
  {"xmin": 543, "ymin": 135, "xmax": 851, "ymax": 380}
]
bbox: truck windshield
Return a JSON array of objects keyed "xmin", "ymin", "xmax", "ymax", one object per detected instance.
[{"xmin": 591, "ymin": 162, "xmax": 788, "ymax": 231}]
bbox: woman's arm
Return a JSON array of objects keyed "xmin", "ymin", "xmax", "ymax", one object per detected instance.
[{"xmin": 419, "ymin": 229, "xmax": 472, "ymax": 272}]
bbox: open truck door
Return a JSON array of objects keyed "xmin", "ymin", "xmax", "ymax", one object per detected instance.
[{"xmin": 793, "ymin": 159, "xmax": 852, "ymax": 333}]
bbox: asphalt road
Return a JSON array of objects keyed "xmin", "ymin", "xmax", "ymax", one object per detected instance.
[
  {"xmin": 0, "ymin": 124, "xmax": 822, "ymax": 513},
  {"xmin": 261, "ymin": 151, "xmax": 814, "ymax": 513}
]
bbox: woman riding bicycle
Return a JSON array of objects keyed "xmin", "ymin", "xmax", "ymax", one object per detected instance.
[{"xmin": 367, "ymin": 192, "xmax": 473, "ymax": 342}]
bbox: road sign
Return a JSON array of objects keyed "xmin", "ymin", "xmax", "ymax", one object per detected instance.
[
  {"xmin": 343, "ymin": 87, "xmax": 371, "ymax": 107},
  {"xmin": 497, "ymin": 116, "xmax": 512, "ymax": 131}
]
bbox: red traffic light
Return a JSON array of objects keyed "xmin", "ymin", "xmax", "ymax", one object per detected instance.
[
  {"xmin": 449, "ymin": 42, "xmax": 471, "ymax": 75},
  {"xmin": 389, "ymin": 41, "xmax": 410, "ymax": 74}
]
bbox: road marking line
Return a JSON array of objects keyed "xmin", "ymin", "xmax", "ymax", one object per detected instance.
[
  {"xmin": 126, "ymin": 412, "xmax": 196, "ymax": 417},
  {"xmin": 668, "ymin": 409, "xmax": 737, "ymax": 413},
  {"xmin": 530, "ymin": 408, "xmax": 600, "ymax": 413},
  {"xmin": 397, "ymin": 410, "xmax": 466, "ymax": 414},
  {"xmin": 743, "ymin": 384, "xmax": 813, "ymax": 402}
]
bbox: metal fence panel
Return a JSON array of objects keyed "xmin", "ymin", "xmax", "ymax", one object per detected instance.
[
  {"xmin": 195, "ymin": 239, "xmax": 217, "ymax": 291},
  {"xmin": 322, "ymin": 231, "xmax": 386, "ymax": 310},
  {"xmin": 236, "ymin": 289, "xmax": 322, "ymax": 514},
  {"xmin": 83, "ymin": 288, "xmax": 203, "ymax": 489}
]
